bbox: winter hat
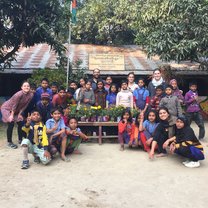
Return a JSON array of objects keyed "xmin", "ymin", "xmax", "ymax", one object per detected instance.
[{"xmin": 41, "ymin": 93, "xmax": 50, "ymax": 100}]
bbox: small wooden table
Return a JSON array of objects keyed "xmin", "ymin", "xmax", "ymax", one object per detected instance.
[{"xmin": 78, "ymin": 122, "xmax": 118, "ymax": 145}]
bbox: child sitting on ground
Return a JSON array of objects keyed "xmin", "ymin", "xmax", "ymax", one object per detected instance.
[
  {"xmin": 139, "ymin": 110, "xmax": 158, "ymax": 152},
  {"xmin": 46, "ymin": 108, "xmax": 69, "ymax": 162},
  {"xmin": 163, "ymin": 116, "xmax": 204, "ymax": 168},
  {"xmin": 118, "ymin": 109, "xmax": 135, "ymax": 151},
  {"xmin": 65, "ymin": 117, "xmax": 88, "ymax": 155},
  {"xmin": 128, "ymin": 113, "xmax": 143, "ymax": 148},
  {"xmin": 36, "ymin": 93, "xmax": 52, "ymax": 124},
  {"xmin": 21, "ymin": 110, "xmax": 51, "ymax": 169}
]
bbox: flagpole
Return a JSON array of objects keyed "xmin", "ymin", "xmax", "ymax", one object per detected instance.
[{"xmin": 66, "ymin": 1, "xmax": 72, "ymax": 90}]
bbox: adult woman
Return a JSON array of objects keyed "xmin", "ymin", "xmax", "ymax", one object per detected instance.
[
  {"xmin": 127, "ymin": 72, "xmax": 138, "ymax": 92},
  {"xmin": 148, "ymin": 68, "xmax": 166, "ymax": 98},
  {"xmin": 149, "ymin": 107, "xmax": 175, "ymax": 159},
  {"xmin": 1, "ymin": 81, "xmax": 34, "ymax": 148}
]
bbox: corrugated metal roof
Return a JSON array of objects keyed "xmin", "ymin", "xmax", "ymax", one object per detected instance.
[{"xmin": 1, "ymin": 43, "xmax": 204, "ymax": 75}]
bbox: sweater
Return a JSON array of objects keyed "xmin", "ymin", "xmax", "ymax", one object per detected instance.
[
  {"xmin": 159, "ymin": 95, "xmax": 182, "ymax": 117},
  {"xmin": 116, "ymin": 90, "xmax": 133, "ymax": 108},
  {"xmin": 78, "ymin": 89, "xmax": 95, "ymax": 106},
  {"xmin": 184, "ymin": 90, "xmax": 200, "ymax": 113},
  {"xmin": 22, "ymin": 122, "xmax": 49, "ymax": 150}
]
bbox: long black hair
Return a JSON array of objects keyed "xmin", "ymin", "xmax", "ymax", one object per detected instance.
[{"xmin": 121, "ymin": 108, "xmax": 132, "ymax": 123}]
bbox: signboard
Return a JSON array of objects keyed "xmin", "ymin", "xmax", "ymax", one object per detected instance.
[{"xmin": 89, "ymin": 54, "xmax": 125, "ymax": 71}]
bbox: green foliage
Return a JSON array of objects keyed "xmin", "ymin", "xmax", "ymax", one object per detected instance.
[
  {"xmin": 134, "ymin": 0, "xmax": 208, "ymax": 68},
  {"xmin": 28, "ymin": 59, "xmax": 88, "ymax": 88},
  {"xmin": 72, "ymin": 0, "xmax": 138, "ymax": 45},
  {"xmin": 0, "ymin": 0, "xmax": 70, "ymax": 69},
  {"xmin": 28, "ymin": 68, "xmax": 67, "ymax": 87},
  {"xmin": 69, "ymin": 59, "xmax": 88, "ymax": 83}
]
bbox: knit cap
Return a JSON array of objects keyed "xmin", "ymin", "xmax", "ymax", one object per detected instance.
[{"xmin": 41, "ymin": 93, "xmax": 50, "ymax": 100}]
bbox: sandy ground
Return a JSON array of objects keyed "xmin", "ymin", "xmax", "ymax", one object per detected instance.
[{"xmin": 0, "ymin": 123, "xmax": 208, "ymax": 208}]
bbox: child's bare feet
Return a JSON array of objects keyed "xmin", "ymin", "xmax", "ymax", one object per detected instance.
[
  {"xmin": 120, "ymin": 145, "xmax": 124, "ymax": 151},
  {"xmin": 73, "ymin": 150, "xmax": 82, "ymax": 155},
  {"xmin": 149, "ymin": 151, "xmax": 154, "ymax": 159},
  {"xmin": 156, "ymin": 153, "xmax": 167, "ymax": 158},
  {"xmin": 61, "ymin": 155, "xmax": 71, "ymax": 162}
]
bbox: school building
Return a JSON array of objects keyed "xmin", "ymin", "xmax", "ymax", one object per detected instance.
[{"xmin": 0, "ymin": 44, "xmax": 208, "ymax": 97}]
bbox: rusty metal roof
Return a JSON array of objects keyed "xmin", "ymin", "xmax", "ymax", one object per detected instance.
[{"xmin": 1, "ymin": 43, "xmax": 204, "ymax": 75}]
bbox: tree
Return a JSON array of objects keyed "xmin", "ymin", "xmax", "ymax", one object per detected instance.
[
  {"xmin": 0, "ymin": 0, "xmax": 70, "ymax": 69},
  {"xmin": 72, "ymin": 0, "xmax": 138, "ymax": 45},
  {"xmin": 134, "ymin": 0, "xmax": 208, "ymax": 69}
]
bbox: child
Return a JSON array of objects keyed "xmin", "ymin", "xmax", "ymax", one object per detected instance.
[
  {"xmin": 46, "ymin": 108, "xmax": 69, "ymax": 161},
  {"xmin": 62, "ymin": 104, "xmax": 71, "ymax": 126},
  {"xmin": 128, "ymin": 113, "xmax": 143, "ymax": 147},
  {"xmin": 106, "ymin": 83, "xmax": 118, "ymax": 107},
  {"xmin": 169, "ymin": 79, "xmax": 184, "ymax": 105},
  {"xmin": 35, "ymin": 78, "xmax": 52, "ymax": 104},
  {"xmin": 1, "ymin": 81, "xmax": 34, "ymax": 148},
  {"xmin": 133, "ymin": 78, "xmax": 150, "ymax": 112},
  {"xmin": 66, "ymin": 88, "xmax": 77, "ymax": 105},
  {"xmin": 52, "ymin": 86, "xmax": 68, "ymax": 108},
  {"xmin": 104, "ymin": 76, "xmax": 113, "ymax": 93},
  {"xmin": 77, "ymin": 80, "xmax": 95, "ymax": 107},
  {"xmin": 21, "ymin": 110, "xmax": 51, "ymax": 169},
  {"xmin": 150, "ymin": 85, "xmax": 163, "ymax": 111},
  {"xmin": 159, "ymin": 85, "xmax": 182, "ymax": 119},
  {"xmin": 163, "ymin": 116, "xmax": 204, "ymax": 168},
  {"xmin": 69, "ymin": 80, "xmax": 78, "ymax": 91},
  {"xmin": 36, "ymin": 93, "xmax": 52, "ymax": 123},
  {"xmin": 140, "ymin": 110, "xmax": 158, "ymax": 152},
  {"xmin": 51, "ymin": 82, "xmax": 59, "ymax": 98},
  {"xmin": 184, "ymin": 82, "xmax": 205, "ymax": 140},
  {"xmin": 75, "ymin": 78, "xmax": 86, "ymax": 101},
  {"xmin": 65, "ymin": 117, "xmax": 88, "ymax": 155},
  {"xmin": 94, "ymin": 79, "xmax": 108, "ymax": 108},
  {"xmin": 118, "ymin": 109, "xmax": 135, "ymax": 151},
  {"xmin": 116, "ymin": 80, "xmax": 133, "ymax": 109}
]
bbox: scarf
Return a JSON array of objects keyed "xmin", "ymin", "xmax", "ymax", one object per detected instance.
[
  {"xmin": 152, "ymin": 77, "xmax": 164, "ymax": 87},
  {"xmin": 175, "ymin": 116, "xmax": 198, "ymax": 143}
]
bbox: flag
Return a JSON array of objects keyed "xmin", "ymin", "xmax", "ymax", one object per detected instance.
[{"xmin": 71, "ymin": 0, "xmax": 77, "ymax": 24}]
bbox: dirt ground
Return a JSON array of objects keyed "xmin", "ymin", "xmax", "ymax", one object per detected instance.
[{"xmin": 0, "ymin": 122, "xmax": 208, "ymax": 208}]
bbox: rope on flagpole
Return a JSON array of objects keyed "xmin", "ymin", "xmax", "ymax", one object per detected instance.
[{"xmin": 66, "ymin": 1, "xmax": 72, "ymax": 90}]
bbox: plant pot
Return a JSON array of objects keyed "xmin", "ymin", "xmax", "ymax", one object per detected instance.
[
  {"xmin": 90, "ymin": 116, "xmax": 96, "ymax": 122},
  {"xmin": 80, "ymin": 116, "xmax": 86, "ymax": 122},
  {"xmin": 97, "ymin": 116, "xmax": 102, "ymax": 122},
  {"xmin": 102, "ymin": 116, "xmax": 109, "ymax": 122}
]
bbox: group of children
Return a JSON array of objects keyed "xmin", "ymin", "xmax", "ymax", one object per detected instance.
[{"xmin": 0, "ymin": 69, "xmax": 206, "ymax": 168}]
